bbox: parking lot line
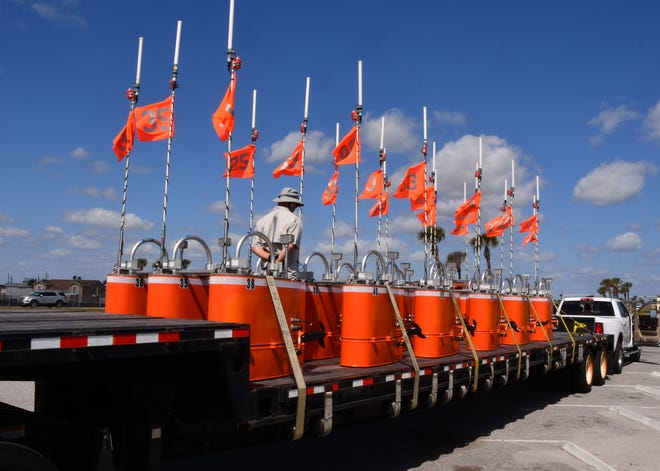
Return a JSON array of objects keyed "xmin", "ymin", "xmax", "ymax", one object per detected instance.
[
  {"xmin": 610, "ymin": 406, "xmax": 660, "ymax": 432},
  {"xmin": 562, "ymin": 442, "xmax": 618, "ymax": 471}
]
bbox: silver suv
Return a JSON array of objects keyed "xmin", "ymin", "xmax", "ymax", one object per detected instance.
[{"xmin": 22, "ymin": 291, "xmax": 68, "ymax": 308}]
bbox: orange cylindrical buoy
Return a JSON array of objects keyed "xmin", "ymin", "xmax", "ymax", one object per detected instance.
[
  {"xmin": 105, "ymin": 273, "xmax": 148, "ymax": 315},
  {"xmin": 500, "ymin": 295, "xmax": 531, "ymax": 345},
  {"xmin": 303, "ymin": 282, "xmax": 342, "ymax": 361},
  {"xmin": 412, "ymin": 289, "xmax": 459, "ymax": 358},
  {"xmin": 340, "ymin": 284, "xmax": 403, "ymax": 367},
  {"xmin": 529, "ymin": 296, "xmax": 554, "ymax": 341},
  {"xmin": 146, "ymin": 274, "xmax": 209, "ymax": 320},
  {"xmin": 208, "ymin": 274, "xmax": 304, "ymax": 381},
  {"xmin": 465, "ymin": 293, "xmax": 503, "ymax": 351}
]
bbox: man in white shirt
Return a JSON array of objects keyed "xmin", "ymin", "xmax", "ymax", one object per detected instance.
[{"xmin": 252, "ymin": 187, "xmax": 303, "ymax": 279}]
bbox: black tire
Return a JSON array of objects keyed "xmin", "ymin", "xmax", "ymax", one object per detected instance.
[
  {"xmin": 55, "ymin": 300, "xmax": 63, "ymax": 308},
  {"xmin": 610, "ymin": 342, "xmax": 623, "ymax": 374},
  {"xmin": 29, "ymin": 300, "xmax": 38, "ymax": 308},
  {"xmin": 0, "ymin": 441, "xmax": 58, "ymax": 471},
  {"xmin": 573, "ymin": 349, "xmax": 594, "ymax": 393},
  {"xmin": 630, "ymin": 349, "xmax": 641, "ymax": 362},
  {"xmin": 593, "ymin": 348, "xmax": 607, "ymax": 386}
]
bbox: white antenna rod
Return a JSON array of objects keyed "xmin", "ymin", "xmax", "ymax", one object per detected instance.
[
  {"xmin": 227, "ymin": 0, "xmax": 235, "ymax": 50},
  {"xmin": 511, "ymin": 160, "xmax": 515, "ymax": 188},
  {"xmin": 479, "ymin": 135, "xmax": 483, "ymax": 168},
  {"xmin": 504, "ymin": 178, "xmax": 507, "ymax": 200},
  {"xmin": 380, "ymin": 116, "xmax": 385, "ymax": 149},
  {"xmin": 358, "ymin": 60, "xmax": 363, "ymax": 106},
  {"xmin": 173, "ymin": 21, "xmax": 182, "ymax": 66},
  {"xmin": 135, "ymin": 37, "xmax": 144, "ymax": 85},
  {"xmin": 252, "ymin": 89, "xmax": 257, "ymax": 129},
  {"xmin": 304, "ymin": 76, "xmax": 311, "ymax": 120},
  {"xmin": 536, "ymin": 175, "xmax": 540, "ymax": 201},
  {"xmin": 423, "ymin": 106, "xmax": 428, "ymax": 141}
]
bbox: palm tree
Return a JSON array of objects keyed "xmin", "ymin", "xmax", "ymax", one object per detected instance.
[
  {"xmin": 597, "ymin": 278, "xmax": 612, "ymax": 297},
  {"xmin": 470, "ymin": 233, "xmax": 499, "ymax": 272},
  {"xmin": 620, "ymin": 281, "xmax": 633, "ymax": 302},
  {"xmin": 417, "ymin": 225, "xmax": 446, "ymax": 263},
  {"xmin": 446, "ymin": 251, "xmax": 466, "ymax": 279}
]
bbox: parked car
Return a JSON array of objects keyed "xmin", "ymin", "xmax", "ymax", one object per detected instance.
[
  {"xmin": 635, "ymin": 300, "xmax": 660, "ymax": 345},
  {"xmin": 21, "ymin": 291, "xmax": 68, "ymax": 308}
]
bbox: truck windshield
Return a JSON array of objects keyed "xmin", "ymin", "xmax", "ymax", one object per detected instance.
[{"xmin": 561, "ymin": 300, "xmax": 615, "ymax": 316}]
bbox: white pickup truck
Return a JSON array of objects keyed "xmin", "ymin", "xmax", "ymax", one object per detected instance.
[{"xmin": 556, "ymin": 296, "xmax": 641, "ymax": 374}]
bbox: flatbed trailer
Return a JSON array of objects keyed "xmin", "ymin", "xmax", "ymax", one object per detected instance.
[{"xmin": 0, "ymin": 310, "xmax": 606, "ymax": 470}]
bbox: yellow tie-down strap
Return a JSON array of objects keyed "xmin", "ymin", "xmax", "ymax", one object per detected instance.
[
  {"xmin": 266, "ymin": 275, "xmax": 306, "ymax": 440},
  {"xmin": 449, "ymin": 290, "xmax": 479, "ymax": 393},
  {"xmin": 496, "ymin": 294, "xmax": 523, "ymax": 380},
  {"xmin": 552, "ymin": 298, "xmax": 578, "ymax": 365},
  {"xmin": 385, "ymin": 284, "xmax": 420, "ymax": 410},
  {"xmin": 526, "ymin": 296, "xmax": 554, "ymax": 369}
]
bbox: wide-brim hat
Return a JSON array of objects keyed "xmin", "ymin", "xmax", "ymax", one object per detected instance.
[{"xmin": 273, "ymin": 187, "xmax": 304, "ymax": 206}]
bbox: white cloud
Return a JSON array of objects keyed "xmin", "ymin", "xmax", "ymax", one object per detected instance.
[
  {"xmin": 67, "ymin": 235, "xmax": 102, "ymax": 250},
  {"xmin": 64, "ymin": 208, "xmax": 153, "ymax": 231},
  {"xmin": 31, "ymin": 2, "xmax": 86, "ymax": 28},
  {"xmin": 433, "ymin": 110, "xmax": 468, "ymax": 126},
  {"xmin": 573, "ymin": 160, "xmax": 658, "ymax": 206},
  {"xmin": 0, "ymin": 226, "xmax": 30, "ymax": 237},
  {"xmin": 36, "ymin": 155, "xmax": 60, "ymax": 171},
  {"xmin": 44, "ymin": 226, "xmax": 64, "ymax": 239},
  {"xmin": 606, "ymin": 232, "xmax": 643, "ymax": 251},
  {"xmin": 91, "ymin": 161, "xmax": 110, "ymax": 174},
  {"xmin": 574, "ymin": 243, "xmax": 600, "ymax": 259},
  {"xmin": 70, "ymin": 146, "xmax": 91, "ymax": 160},
  {"xmin": 75, "ymin": 186, "xmax": 116, "ymax": 200},
  {"xmin": 588, "ymin": 105, "xmax": 639, "ymax": 134},
  {"xmin": 644, "ymin": 99, "xmax": 660, "ymax": 142},
  {"xmin": 361, "ymin": 109, "xmax": 418, "ymax": 153}
]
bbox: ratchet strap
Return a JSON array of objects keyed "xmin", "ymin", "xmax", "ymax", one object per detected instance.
[
  {"xmin": 496, "ymin": 294, "xmax": 523, "ymax": 380},
  {"xmin": 266, "ymin": 275, "xmax": 306, "ymax": 440},
  {"xmin": 449, "ymin": 290, "xmax": 480, "ymax": 393},
  {"xmin": 386, "ymin": 284, "xmax": 420, "ymax": 410}
]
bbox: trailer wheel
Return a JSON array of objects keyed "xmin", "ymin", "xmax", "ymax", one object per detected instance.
[
  {"xmin": 609, "ymin": 343, "xmax": 623, "ymax": 375},
  {"xmin": 573, "ymin": 349, "xmax": 594, "ymax": 393},
  {"xmin": 0, "ymin": 441, "xmax": 58, "ymax": 471},
  {"xmin": 593, "ymin": 348, "xmax": 607, "ymax": 386}
]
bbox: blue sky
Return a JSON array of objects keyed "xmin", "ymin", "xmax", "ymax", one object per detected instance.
[{"xmin": 0, "ymin": 0, "xmax": 658, "ymax": 298}]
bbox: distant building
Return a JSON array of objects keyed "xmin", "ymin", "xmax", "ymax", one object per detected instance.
[
  {"xmin": 32, "ymin": 279, "xmax": 105, "ymax": 307},
  {"xmin": 1, "ymin": 282, "xmax": 33, "ymax": 305}
]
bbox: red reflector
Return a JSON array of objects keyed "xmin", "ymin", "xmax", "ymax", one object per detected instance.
[
  {"xmin": 595, "ymin": 322, "xmax": 604, "ymax": 334},
  {"xmin": 61, "ymin": 336, "xmax": 88, "ymax": 348},
  {"xmin": 158, "ymin": 332, "xmax": 180, "ymax": 343},
  {"xmin": 580, "ymin": 297, "xmax": 593, "ymax": 302},
  {"xmin": 114, "ymin": 334, "xmax": 137, "ymax": 345}
]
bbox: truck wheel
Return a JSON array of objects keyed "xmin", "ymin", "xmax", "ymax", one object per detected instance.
[
  {"xmin": 609, "ymin": 343, "xmax": 623, "ymax": 375},
  {"xmin": 593, "ymin": 349, "xmax": 607, "ymax": 386},
  {"xmin": 573, "ymin": 350, "xmax": 594, "ymax": 393},
  {"xmin": 0, "ymin": 441, "xmax": 58, "ymax": 471},
  {"xmin": 30, "ymin": 300, "xmax": 38, "ymax": 308}
]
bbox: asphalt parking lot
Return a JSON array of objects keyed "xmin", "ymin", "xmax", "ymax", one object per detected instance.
[{"xmin": 166, "ymin": 345, "xmax": 660, "ymax": 471}]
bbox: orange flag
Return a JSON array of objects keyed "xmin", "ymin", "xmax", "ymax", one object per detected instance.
[
  {"xmin": 212, "ymin": 76, "xmax": 236, "ymax": 141},
  {"xmin": 322, "ymin": 170, "xmax": 339, "ymax": 205},
  {"xmin": 410, "ymin": 185, "xmax": 434, "ymax": 212},
  {"xmin": 273, "ymin": 138, "xmax": 304, "ymax": 177},
  {"xmin": 451, "ymin": 224, "xmax": 468, "ymax": 236},
  {"xmin": 223, "ymin": 144, "xmax": 256, "ymax": 178},
  {"xmin": 112, "ymin": 111, "xmax": 135, "ymax": 161},
  {"xmin": 359, "ymin": 169, "xmax": 383, "ymax": 199},
  {"xmin": 519, "ymin": 213, "xmax": 538, "ymax": 245},
  {"xmin": 453, "ymin": 191, "xmax": 481, "ymax": 228},
  {"xmin": 519, "ymin": 213, "xmax": 537, "ymax": 233},
  {"xmin": 485, "ymin": 205, "xmax": 514, "ymax": 237},
  {"xmin": 135, "ymin": 96, "xmax": 173, "ymax": 141},
  {"xmin": 417, "ymin": 206, "xmax": 436, "ymax": 227},
  {"xmin": 369, "ymin": 192, "xmax": 389, "ymax": 217},
  {"xmin": 333, "ymin": 126, "xmax": 360, "ymax": 166},
  {"xmin": 522, "ymin": 231, "xmax": 538, "ymax": 245},
  {"xmin": 393, "ymin": 161, "xmax": 426, "ymax": 199}
]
